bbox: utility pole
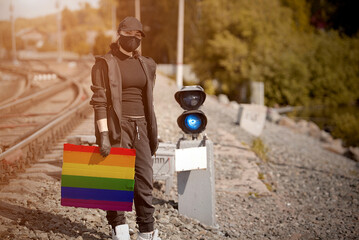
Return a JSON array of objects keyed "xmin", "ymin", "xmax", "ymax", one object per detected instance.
[
  {"xmin": 176, "ymin": 0, "xmax": 185, "ymax": 89},
  {"xmin": 135, "ymin": 0, "xmax": 141, "ymax": 20},
  {"xmin": 111, "ymin": 1, "xmax": 117, "ymax": 41},
  {"xmin": 10, "ymin": 0, "xmax": 18, "ymax": 65},
  {"xmin": 134, "ymin": 0, "xmax": 141, "ymax": 53},
  {"xmin": 56, "ymin": 0, "xmax": 62, "ymax": 63},
  {"xmin": 112, "ymin": 1, "xmax": 116, "ymax": 32}
]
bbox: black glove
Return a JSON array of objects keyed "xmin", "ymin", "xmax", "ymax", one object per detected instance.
[{"xmin": 99, "ymin": 131, "xmax": 111, "ymax": 157}]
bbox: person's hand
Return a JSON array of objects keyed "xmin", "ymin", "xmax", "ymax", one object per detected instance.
[{"xmin": 99, "ymin": 131, "xmax": 111, "ymax": 157}]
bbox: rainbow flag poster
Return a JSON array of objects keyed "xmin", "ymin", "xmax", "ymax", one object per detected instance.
[{"xmin": 61, "ymin": 143, "xmax": 136, "ymax": 211}]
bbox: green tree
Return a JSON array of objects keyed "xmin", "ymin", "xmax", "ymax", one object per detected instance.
[
  {"xmin": 189, "ymin": 0, "xmax": 359, "ymax": 107},
  {"xmin": 280, "ymin": 0, "xmax": 312, "ymax": 32},
  {"xmin": 62, "ymin": 7, "xmax": 78, "ymax": 31},
  {"xmin": 306, "ymin": 32, "xmax": 359, "ymax": 106},
  {"xmin": 100, "ymin": 0, "xmax": 197, "ymax": 63},
  {"xmin": 141, "ymin": 0, "xmax": 178, "ymax": 62},
  {"xmin": 98, "ymin": 0, "xmax": 114, "ymax": 29},
  {"xmin": 70, "ymin": 2, "xmax": 106, "ymax": 31},
  {"xmin": 93, "ymin": 31, "xmax": 112, "ymax": 55},
  {"xmin": 64, "ymin": 28, "xmax": 90, "ymax": 56},
  {"xmin": 331, "ymin": 113, "xmax": 359, "ymax": 147},
  {"xmin": 0, "ymin": 22, "xmax": 11, "ymax": 51},
  {"xmin": 190, "ymin": 0, "xmax": 312, "ymax": 104}
]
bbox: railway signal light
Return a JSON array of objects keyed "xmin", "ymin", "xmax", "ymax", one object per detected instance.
[{"xmin": 175, "ymin": 86, "xmax": 207, "ymax": 136}]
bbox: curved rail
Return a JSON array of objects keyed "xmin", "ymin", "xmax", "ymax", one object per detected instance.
[
  {"xmin": 0, "ymin": 60, "xmax": 92, "ymax": 182},
  {"xmin": 0, "ymin": 66, "xmax": 31, "ymax": 105},
  {"xmin": 4, "ymin": 80, "xmax": 84, "ymax": 147},
  {"xmin": 0, "ymin": 80, "xmax": 71, "ymax": 115},
  {"xmin": 0, "ymin": 62, "xmax": 66, "ymax": 106}
]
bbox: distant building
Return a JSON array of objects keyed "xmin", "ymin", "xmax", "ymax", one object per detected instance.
[{"xmin": 16, "ymin": 28, "xmax": 47, "ymax": 51}]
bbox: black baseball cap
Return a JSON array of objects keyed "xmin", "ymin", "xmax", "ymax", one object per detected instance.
[{"xmin": 117, "ymin": 16, "xmax": 145, "ymax": 37}]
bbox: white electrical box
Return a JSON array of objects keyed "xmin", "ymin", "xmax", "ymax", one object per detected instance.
[{"xmin": 175, "ymin": 146, "xmax": 207, "ymax": 171}]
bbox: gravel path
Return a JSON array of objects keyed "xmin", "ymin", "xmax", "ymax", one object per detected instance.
[{"xmin": 0, "ymin": 68, "xmax": 358, "ymax": 239}]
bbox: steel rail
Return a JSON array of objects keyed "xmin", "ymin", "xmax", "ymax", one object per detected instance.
[
  {"xmin": 0, "ymin": 65, "xmax": 29, "ymax": 77},
  {"xmin": 0, "ymin": 61, "xmax": 67, "ymax": 104},
  {"xmin": 0, "ymin": 80, "xmax": 71, "ymax": 115},
  {"xmin": 0, "ymin": 71, "xmax": 30, "ymax": 106},
  {"xmin": 0, "ymin": 96, "xmax": 91, "ymax": 182},
  {"xmin": 8, "ymin": 80, "xmax": 84, "ymax": 146}
]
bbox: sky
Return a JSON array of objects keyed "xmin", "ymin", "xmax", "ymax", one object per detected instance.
[{"xmin": 0, "ymin": 0, "xmax": 100, "ymax": 21}]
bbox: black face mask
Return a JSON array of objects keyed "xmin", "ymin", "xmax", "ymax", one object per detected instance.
[{"xmin": 119, "ymin": 35, "xmax": 141, "ymax": 52}]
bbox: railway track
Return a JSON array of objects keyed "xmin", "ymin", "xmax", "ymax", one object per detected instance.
[
  {"xmin": 0, "ymin": 59, "xmax": 93, "ymax": 183},
  {"xmin": 0, "ymin": 60, "xmax": 63, "ymax": 106},
  {"xmin": 0, "ymin": 65, "xmax": 31, "ymax": 105}
]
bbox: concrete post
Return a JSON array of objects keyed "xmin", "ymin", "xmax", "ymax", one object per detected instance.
[
  {"xmin": 177, "ymin": 139, "xmax": 216, "ymax": 227},
  {"xmin": 250, "ymin": 81, "xmax": 264, "ymax": 105},
  {"xmin": 56, "ymin": 0, "xmax": 62, "ymax": 63},
  {"xmin": 237, "ymin": 104, "xmax": 267, "ymax": 136}
]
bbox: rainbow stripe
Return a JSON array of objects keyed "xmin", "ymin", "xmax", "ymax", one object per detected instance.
[{"xmin": 61, "ymin": 143, "xmax": 136, "ymax": 211}]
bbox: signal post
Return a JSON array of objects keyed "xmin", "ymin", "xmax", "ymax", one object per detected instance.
[{"xmin": 174, "ymin": 86, "xmax": 216, "ymax": 227}]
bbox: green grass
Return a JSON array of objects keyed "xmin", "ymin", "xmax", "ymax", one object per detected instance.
[
  {"xmin": 247, "ymin": 192, "xmax": 260, "ymax": 198},
  {"xmin": 258, "ymin": 172, "xmax": 265, "ymax": 180},
  {"xmin": 264, "ymin": 182, "xmax": 273, "ymax": 192},
  {"xmin": 251, "ymin": 137, "xmax": 269, "ymax": 162}
]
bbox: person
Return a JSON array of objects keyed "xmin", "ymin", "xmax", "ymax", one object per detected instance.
[{"xmin": 90, "ymin": 16, "xmax": 160, "ymax": 240}]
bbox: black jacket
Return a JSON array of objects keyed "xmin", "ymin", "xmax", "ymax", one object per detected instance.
[{"xmin": 90, "ymin": 50, "xmax": 158, "ymax": 155}]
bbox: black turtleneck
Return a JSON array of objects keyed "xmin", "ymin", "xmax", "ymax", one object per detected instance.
[
  {"xmin": 91, "ymin": 44, "xmax": 147, "ymax": 119},
  {"xmin": 110, "ymin": 44, "xmax": 146, "ymax": 116}
]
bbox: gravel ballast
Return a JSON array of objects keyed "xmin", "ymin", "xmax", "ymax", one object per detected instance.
[{"xmin": 0, "ymin": 69, "xmax": 358, "ymax": 239}]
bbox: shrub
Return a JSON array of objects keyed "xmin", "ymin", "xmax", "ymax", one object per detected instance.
[{"xmin": 331, "ymin": 112, "xmax": 359, "ymax": 147}]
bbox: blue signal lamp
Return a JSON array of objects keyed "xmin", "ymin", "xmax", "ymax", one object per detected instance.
[{"xmin": 177, "ymin": 110, "xmax": 207, "ymax": 134}]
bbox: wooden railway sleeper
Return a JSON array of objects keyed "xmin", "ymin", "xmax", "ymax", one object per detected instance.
[
  {"xmin": 0, "ymin": 161, "xmax": 7, "ymax": 183},
  {"xmin": 44, "ymin": 137, "xmax": 50, "ymax": 150},
  {"xmin": 25, "ymin": 152, "xmax": 31, "ymax": 166}
]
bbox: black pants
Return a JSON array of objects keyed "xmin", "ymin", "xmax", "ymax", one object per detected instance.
[{"xmin": 106, "ymin": 117, "xmax": 155, "ymax": 233}]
